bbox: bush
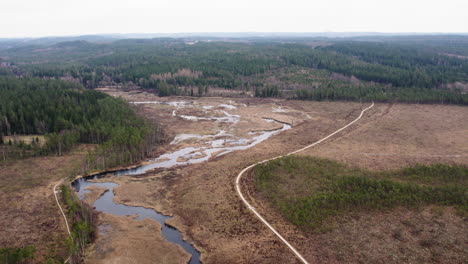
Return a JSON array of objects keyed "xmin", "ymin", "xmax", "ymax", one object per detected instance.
[
  {"xmin": 254, "ymin": 156, "xmax": 467, "ymax": 231},
  {"xmin": 0, "ymin": 246, "xmax": 35, "ymax": 264},
  {"xmin": 61, "ymin": 185, "xmax": 97, "ymax": 263}
]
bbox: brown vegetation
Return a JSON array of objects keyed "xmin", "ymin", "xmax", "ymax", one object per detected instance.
[
  {"xmin": 99, "ymin": 90, "xmax": 467, "ymax": 263},
  {"xmin": 80, "ymin": 185, "xmax": 191, "ymax": 264},
  {"xmin": 7, "ymin": 87, "xmax": 464, "ymax": 263},
  {"xmin": 97, "ymin": 90, "xmax": 367, "ymax": 263},
  {"xmin": 86, "ymin": 214, "xmax": 190, "ymax": 264},
  {"xmin": 0, "ymin": 145, "xmax": 92, "ymax": 263},
  {"xmin": 317, "ymin": 206, "xmax": 466, "ymax": 263},
  {"xmin": 302, "ymin": 103, "xmax": 468, "ymax": 170}
]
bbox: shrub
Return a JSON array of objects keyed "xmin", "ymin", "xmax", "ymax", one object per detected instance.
[{"xmin": 254, "ymin": 156, "xmax": 467, "ymax": 231}]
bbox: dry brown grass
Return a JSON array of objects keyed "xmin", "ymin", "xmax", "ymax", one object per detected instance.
[
  {"xmin": 316, "ymin": 206, "xmax": 467, "ymax": 263},
  {"xmin": 302, "ymin": 103, "xmax": 468, "ymax": 170},
  {"xmin": 159, "ymin": 100, "xmax": 466, "ymax": 263},
  {"xmin": 81, "ymin": 89, "xmax": 468, "ymax": 263},
  {"xmin": 86, "ymin": 214, "xmax": 190, "ymax": 264},
  {"xmin": 96, "ymin": 91, "xmax": 365, "ymax": 263},
  {"xmin": 80, "ymin": 185, "xmax": 190, "ymax": 264},
  {"xmin": 0, "ymin": 145, "xmax": 91, "ymax": 263}
]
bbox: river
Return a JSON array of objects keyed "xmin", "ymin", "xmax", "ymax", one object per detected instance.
[{"xmin": 71, "ymin": 113, "xmax": 291, "ymax": 263}]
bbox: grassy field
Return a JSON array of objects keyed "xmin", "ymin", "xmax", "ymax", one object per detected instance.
[{"xmin": 254, "ymin": 156, "xmax": 467, "ymax": 231}]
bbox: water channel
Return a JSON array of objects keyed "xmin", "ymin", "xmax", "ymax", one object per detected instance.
[{"xmin": 71, "ymin": 116, "xmax": 291, "ymax": 264}]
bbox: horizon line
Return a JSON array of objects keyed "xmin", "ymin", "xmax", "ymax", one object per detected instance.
[{"xmin": 2, "ymin": 31, "xmax": 468, "ymax": 40}]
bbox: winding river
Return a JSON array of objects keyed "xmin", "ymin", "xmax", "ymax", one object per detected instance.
[{"xmin": 71, "ymin": 117, "xmax": 291, "ymax": 264}]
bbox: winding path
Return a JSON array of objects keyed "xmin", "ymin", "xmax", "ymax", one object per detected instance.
[
  {"xmin": 53, "ymin": 180, "xmax": 72, "ymax": 263},
  {"xmin": 235, "ymin": 102, "xmax": 375, "ymax": 264}
]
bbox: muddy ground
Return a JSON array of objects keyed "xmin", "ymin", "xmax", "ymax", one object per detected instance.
[{"xmin": 86, "ymin": 89, "xmax": 467, "ymax": 263}]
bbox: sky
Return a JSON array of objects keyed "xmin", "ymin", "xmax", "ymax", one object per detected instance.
[{"xmin": 1, "ymin": 0, "xmax": 467, "ymax": 38}]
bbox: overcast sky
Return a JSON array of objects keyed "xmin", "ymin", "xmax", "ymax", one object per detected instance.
[{"xmin": 1, "ymin": 0, "xmax": 467, "ymax": 38}]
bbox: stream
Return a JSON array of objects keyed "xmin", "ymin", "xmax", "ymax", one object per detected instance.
[
  {"xmin": 72, "ymin": 180, "xmax": 201, "ymax": 264},
  {"xmin": 71, "ymin": 116, "xmax": 291, "ymax": 264}
]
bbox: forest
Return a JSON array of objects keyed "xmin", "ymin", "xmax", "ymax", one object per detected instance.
[
  {"xmin": 1, "ymin": 35, "xmax": 467, "ymax": 104},
  {"xmin": 0, "ymin": 77, "xmax": 163, "ymax": 169}
]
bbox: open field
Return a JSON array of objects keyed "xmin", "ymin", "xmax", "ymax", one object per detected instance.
[
  {"xmin": 6, "ymin": 87, "xmax": 463, "ymax": 263},
  {"xmin": 301, "ymin": 103, "xmax": 468, "ymax": 169},
  {"xmin": 0, "ymin": 145, "xmax": 92, "ymax": 263},
  {"xmin": 93, "ymin": 89, "xmax": 468, "ymax": 263},
  {"xmin": 91, "ymin": 88, "xmax": 376, "ymax": 263}
]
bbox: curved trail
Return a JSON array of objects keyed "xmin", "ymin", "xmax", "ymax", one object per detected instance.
[
  {"xmin": 54, "ymin": 181, "xmax": 71, "ymax": 236},
  {"xmin": 53, "ymin": 181, "xmax": 72, "ymax": 263},
  {"xmin": 235, "ymin": 102, "xmax": 374, "ymax": 264}
]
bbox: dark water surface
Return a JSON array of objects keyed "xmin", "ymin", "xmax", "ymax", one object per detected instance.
[{"xmin": 72, "ymin": 178, "xmax": 201, "ymax": 264}]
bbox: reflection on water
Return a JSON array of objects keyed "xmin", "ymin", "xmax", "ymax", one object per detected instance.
[
  {"xmin": 77, "ymin": 119, "xmax": 291, "ymax": 178},
  {"xmin": 71, "ymin": 117, "xmax": 291, "ymax": 264},
  {"xmin": 73, "ymin": 180, "xmax": 201, "ymax": 264}
]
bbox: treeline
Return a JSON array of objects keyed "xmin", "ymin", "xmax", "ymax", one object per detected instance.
[
  {"xmin": 294, "ymin": 84, "xmax": 468, "ymax": 105},
  {"xmin": 1, "ymin": 37, "xmax": 468, "ymax": 105},
  {"xmin": 0, "ymin": 77, "xmax": 163, "ymax": 166}
]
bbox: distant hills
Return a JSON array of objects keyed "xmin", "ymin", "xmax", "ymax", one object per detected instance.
[{"xmin": 1, "ymin": 32, "xmax": 468, "ymax": 46}]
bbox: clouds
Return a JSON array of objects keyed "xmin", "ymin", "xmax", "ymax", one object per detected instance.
[{"xmin": 1, "ymin": 0, "xmax": 467, "ymax": 37}]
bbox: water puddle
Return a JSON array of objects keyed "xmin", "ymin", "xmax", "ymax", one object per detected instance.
[
  {"xmin": 273, "ymin": 106, "xmax": 288, "ymax": 113},
  {"xmin": 71, "ymin": 109, "xmax": 291, "ymax": 264},
  {"xmin": 98, "ymin": 119, "xmax": 290, "ymax": 176},
  {"xmin": 132, "ymin": 100, "xmax": 241, "ymax": 123},
  {"xmin": 131, "ymin": 101, "xmax": 193, "ymax": 108},
  {"xmin": 170, "ymin": 130, "xmax": 228, "ymax": 145},
  {"xmin": 217, "ymin": 104, "xmax": 236, "ymax": 109},
  {"xmin": 178, "ymin": 111, "xmax": 240, "ymax": 123}
]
